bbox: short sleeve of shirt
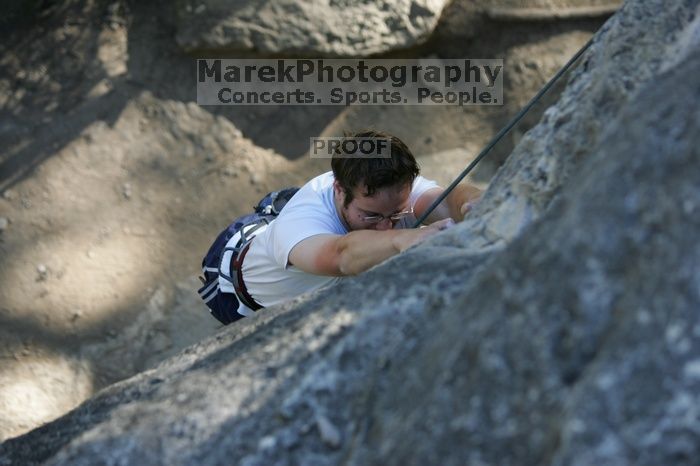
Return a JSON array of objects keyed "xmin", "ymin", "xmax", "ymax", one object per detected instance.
[{"xmin": 409, "ymin": 175, "xmax": 440, "ymax": 208}]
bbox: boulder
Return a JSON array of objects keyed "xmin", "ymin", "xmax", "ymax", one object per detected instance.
[
  {"xmin": 2, "ymin": 1, "xmax": 700, "ymax": 465},
  {"xmin": 175, "ymin": 0, "xmax": 449, "ymax": 56}
]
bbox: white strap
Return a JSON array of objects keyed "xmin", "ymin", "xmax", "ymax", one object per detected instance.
[{"xmin": 218, "ymin": 222, "xmax": 270, "ymax": 294}]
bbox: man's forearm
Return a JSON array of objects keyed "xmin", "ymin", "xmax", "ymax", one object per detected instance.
[
  {"xmin": 335, "ymin": 219, "xmax": 454, "ymax": 275},
  {"xmin": 336, "ymin": 229, "xmax": 402, "ymax": 275},
  {"xmin": 336, "ymin": 228, "xmax": 436, "ymax": 276},
  {"xmin": 446, "ymin": 184, "xmax": 483, "ymax": 221}
]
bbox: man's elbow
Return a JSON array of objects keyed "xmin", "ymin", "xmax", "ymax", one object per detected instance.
[{"xmin": 307, "ymin": 238, "xmax": 355, "ymax": 276}]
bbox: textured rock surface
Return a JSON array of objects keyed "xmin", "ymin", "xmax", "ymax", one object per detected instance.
[
  {"xmin": 356, "ymin": 51, "xmax": 700, "ymax": 466},
  {"xmin": 2, "ymin": 0, "xmax": 700, "ymax": 465},
  {"xmin": 175, "ymin": 0, "xmax": 448, "ymax": 56},
  {"xmin": 429, "ymin": 0, "xmax": 700, "ymax": 252}
]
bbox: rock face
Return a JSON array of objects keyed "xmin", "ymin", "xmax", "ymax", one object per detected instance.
[
  {"xmin": 175, "ymin": 0, "xmax": 448, "ymax": 56},
  {"xmin": 429, "ymin": 0, "xmax": 700, "ymax": 252},
  {"xmin": 2, "ymin": 0, "xmax": 700, "ymax": 465}
]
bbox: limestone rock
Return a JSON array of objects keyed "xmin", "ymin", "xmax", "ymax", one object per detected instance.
[{"xmin": 175, "ymin": 0, "xmax": 449, "ymax": 56}]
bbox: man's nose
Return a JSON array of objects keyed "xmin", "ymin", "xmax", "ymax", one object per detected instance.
[{"xmin": 375, "ymin": 218, "xmax": 393, "ymax": 231}]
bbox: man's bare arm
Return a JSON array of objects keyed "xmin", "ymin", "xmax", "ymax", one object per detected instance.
[
  {"xmin": 414, "ymin": 184, "xmax": 484, "ymax": 224},
  {"xmin": 288, "ymin": 218, "xmax": 454, "ymax": 277}
]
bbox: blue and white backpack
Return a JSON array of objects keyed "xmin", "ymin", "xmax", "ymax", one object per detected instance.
[{"xmin": 197, "ymin": 187, "xmax": 299, "ymax": 325}]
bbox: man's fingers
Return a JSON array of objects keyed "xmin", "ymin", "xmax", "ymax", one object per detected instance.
[
  {"xmin": 433, "ymin": 218, "xmax": 456, "ymax": 231},
  {"xmin": 439, "ymin": 218, "xmax": 455, "ymax": 230},
  {"xmin": 460, "ymin": 196, "xmax": 482, "ymax": 216}
]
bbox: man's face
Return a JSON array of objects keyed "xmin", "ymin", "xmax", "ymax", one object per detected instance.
[{"xmin": 334, "ymin": 181, "xmax": 411, "ymax": 231}]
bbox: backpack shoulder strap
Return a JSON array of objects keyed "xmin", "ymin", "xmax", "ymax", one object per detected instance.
[{"xmin": 230, "ymin": 240, "xmax": 262, "ymax": 310}]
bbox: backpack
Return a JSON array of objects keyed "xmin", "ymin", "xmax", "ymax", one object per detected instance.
[{"xmin": 197, "ymin": 187, "xmax": 299, "ymax": 325}]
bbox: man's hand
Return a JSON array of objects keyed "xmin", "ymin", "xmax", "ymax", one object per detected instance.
[
  {"xmin": 393, "ymin": 218, "xmax": 455, "ymax": 252},
  {"xmin": 414, "ymin": 184, "xmax": 484, "ymax": 224},
  {"xmin": 459, "ymin": 192, "xmax": 483, "ymax": 217}
]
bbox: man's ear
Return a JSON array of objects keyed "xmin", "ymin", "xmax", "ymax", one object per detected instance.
[{"xmin": 333, "ymin": 180, "xmax": 342, "ymax": 198}]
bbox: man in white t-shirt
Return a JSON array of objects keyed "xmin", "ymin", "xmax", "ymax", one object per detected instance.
[{"xmin": 238, "ymin": 130, "xmax": 482, "ymax": 311}]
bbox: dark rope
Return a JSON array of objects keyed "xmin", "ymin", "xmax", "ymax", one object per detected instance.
[{"xmin": 413, "ymin": 37, "xmax": 594, "ymax": 228}]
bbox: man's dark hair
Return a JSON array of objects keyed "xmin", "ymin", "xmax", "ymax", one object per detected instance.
[{"xmin": 331, "ymin": 130, "xmax": 420, "ymax": 207}]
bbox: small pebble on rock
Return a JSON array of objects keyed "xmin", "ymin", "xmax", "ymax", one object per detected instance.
[
  {"xmin": 37, "ymin": 264, "xmax": 48, "ymax": 280},
  {"xmin": 316, "ymin": 414, "xmax": 342, "ymax": 449},
  {"xmin": 258, "ymin": 435, "xmax": 277, "ymax": 450}
]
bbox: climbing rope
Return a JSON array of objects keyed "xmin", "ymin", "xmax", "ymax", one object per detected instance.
[{"xmin": 413, "ymin": 37, "xmax": 594, "ymax": 228}]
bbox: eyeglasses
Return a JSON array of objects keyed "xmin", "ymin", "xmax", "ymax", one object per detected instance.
[{"xmin": 361, "ymin": 207, "xmax": 414, "ymax": 224}]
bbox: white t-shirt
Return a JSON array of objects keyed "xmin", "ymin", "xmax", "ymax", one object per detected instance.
[{"xmin": 241, "ymin": 171, "xmax": 438, "ymax": 307}]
